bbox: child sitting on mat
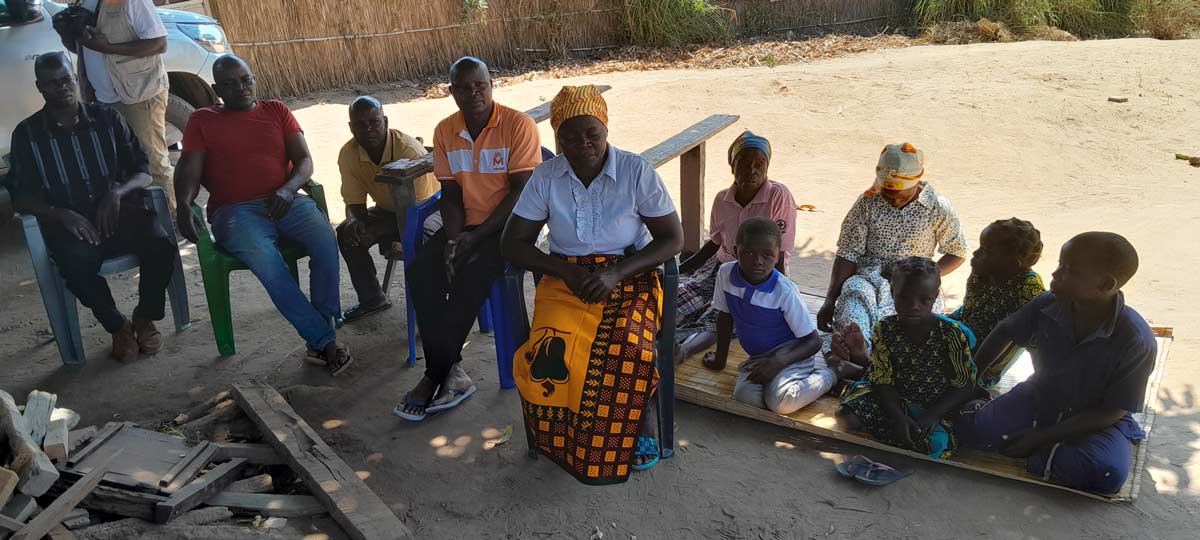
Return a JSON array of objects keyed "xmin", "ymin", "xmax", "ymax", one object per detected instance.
[
  {"xmin": 949, "ymin": 217, "xmax": 1046, "ymax": 386},
  {"xmin": 835, "ymin": 256, "xmax": 978, "ymax": 458},
  {"xmin": 704, "ymin": 218, "xmax": 836, "ymax": 415},
  {"xmin": 956, "ymin": 232, "xmax": 1156, "ymax": 495}
]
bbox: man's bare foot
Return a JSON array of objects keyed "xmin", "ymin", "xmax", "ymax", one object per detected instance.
[
  {"xmin": 431, "ymin": 363, "xmax": 473, "ymax": 408},
  {"xmin": 400, "ymin": 376, "xmax": 438, "ymax": 417}
]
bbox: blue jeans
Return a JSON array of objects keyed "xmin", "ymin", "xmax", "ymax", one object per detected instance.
[{"xmin": 212, "ymin": 196, "xmax": 340, "ymax": 350}]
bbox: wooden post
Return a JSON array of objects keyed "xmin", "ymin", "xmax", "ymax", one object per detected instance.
[{"xmin": 679, "ymin": 143, "xmax": 706, "ymax": 255}]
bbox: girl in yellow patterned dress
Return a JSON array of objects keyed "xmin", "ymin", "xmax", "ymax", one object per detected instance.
[
  {"xmin": 949, "ymin": 217, "xmax": 1045, "ymax": 386},
  {"xmin": 835, "ymin": 257, "xmax": 977, "ymax": 458}
]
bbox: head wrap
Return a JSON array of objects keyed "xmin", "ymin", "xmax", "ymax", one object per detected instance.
[
  {"xmin": 550, "ymin": 85, "xmax": 608, "ymax": 132},
  {"xmin": 727, "ymin": 130, "xmax": 771, "ymax": 166},
  {"xmin": 873, "ymin": 143, "xmax": 925, "ymax": 192}
]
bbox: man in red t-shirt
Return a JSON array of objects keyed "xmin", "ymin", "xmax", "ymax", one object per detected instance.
[{"xmin": 174, "ymin": 55, "xmax": 351, "ymax": 375}]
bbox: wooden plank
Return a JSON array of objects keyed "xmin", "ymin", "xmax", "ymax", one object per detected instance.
[
  {"xmin": 154, "ymin": 458, "xmax": 246, "ymax": 524},
  {"xmin": 45, "ymin": 525, "xmax": 74, "ymax": 540},
  {"xmin": 211, "ymin": 442, "xmax": 284, "ymax": 466},
  {"xmin": 0, "ymin": 469, "xmax": 16, "ymax": 510},
  {"xmin": 232, "ymin": 382, "xmax": 412, "ymax": 540},
  {"xmin": 50, "ymin": 409, "xmax": 79, "ymax": 431},
  {"xmin": 66, "ymin": 427, "xmax": 96, "ymax": 455},
  {"xmin": 45, "ymin": 474, "xmax": 166, "ymax": 521},
  {"xmin": 640, "ymin": 114, "xmax": 739, "ymax": 169},
  {"xmin": 71, "ymin": 426, "xmax": 193, "ymax": 493},
  {"xmin": 44, "ymin": 419, "xmax": 70, "ymax": 462},
  {"xmin": 163, "ymin": 444, "xmax": 217, "ymax": 494},
  {"xmin": 224, "ymin": 474, "xmax": 273, "ymax": 494},
  {"xmin": 60, "ymin": 509, "xmax": 89, "ymax": 530},
  {"xmin": 10, "ymin": 451, "xmax": 118, "ymax": 540},
  {"xmin": 67, "ymin": 423, "xmax": 123, "ymax": 468},
  {"xmin": 0, "ymin": 390, "xmax": 59, "ymax": 496},
  {"xmin": 0, "ymin": 514, "xmax": 22, "ymax": 534},
  {"xmin": 207, "ymin": 492, "xmax": 325, "ymax": 518},
  {"xmin": 679, "ymin": 143, "xmax": 706, "ymax": 254},
  {"xmin": 1, "ymin": 494, "xmax": 36, "ymax": 523},
  {"xmin": 173, "ymin": 390, "xmax": 231, "ymax": 426},
  {"xmin": 159, "ymin": 442, "xmax": 211, "ymax": 489},
  {"xmin": 21, "ymin": 391, "xmax": 56, "ymax": 446}
]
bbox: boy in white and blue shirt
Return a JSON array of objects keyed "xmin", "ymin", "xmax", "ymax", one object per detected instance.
[{"xmin": 705, "ymin": 218, "xmax": 836, "ymax": 414}]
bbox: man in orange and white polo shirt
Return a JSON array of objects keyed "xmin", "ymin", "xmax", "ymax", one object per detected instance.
[{"xmin": 395, "ymin": 57, "xmax": 542, "ymax": 422}]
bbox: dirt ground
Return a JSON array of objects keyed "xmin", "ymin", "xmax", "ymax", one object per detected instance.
[{"xmin": 2, "ymin": 38, "xmax": 1199, "ymax": 539}]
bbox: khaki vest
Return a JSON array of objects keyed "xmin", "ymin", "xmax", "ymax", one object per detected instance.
[{"xmin": 96, "ymin": 0, "xmax": 168, "ymax": 104}]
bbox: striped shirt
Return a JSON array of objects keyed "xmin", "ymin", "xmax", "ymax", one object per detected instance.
[
  {"xmin": 432, "ymin": 102, "xmax": 541, "ymax": 226},
  {"xmin": 8, "ymin": 104, "xmax": 148, "ymax": 219}
]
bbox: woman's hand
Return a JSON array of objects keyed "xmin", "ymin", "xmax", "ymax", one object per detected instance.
[
  {"xmin": 579, "ymin": 267, "xmax": 621, "ymax": 303},
  {"xmin": 817, "ymin": 298, "xmax": 836, "ymax": 332},
  {"xmin": 562, "ymin": 264, "xmax": 594, "ymax": 300}
]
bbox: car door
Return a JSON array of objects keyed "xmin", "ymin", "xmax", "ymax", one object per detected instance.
[{"xmin": 0, "ymin": 0, "xmax": 69, "ymax": 173}]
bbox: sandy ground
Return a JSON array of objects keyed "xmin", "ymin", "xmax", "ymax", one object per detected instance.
[{"xmin": 3, "ymin": 38, "xmax": 1200, "ymax": 539}]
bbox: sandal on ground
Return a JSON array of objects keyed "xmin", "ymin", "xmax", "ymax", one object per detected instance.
[
  {"xmin": 631, "ymin": 435, "xmax": 661, "ymax": 471},
  {"xmin": 343, "ymin": 302, "xmax": 392, "ymax": 323},
  {"xmin": 425, "ymin": 385, "xmax": 477, "ymax": 414},
  {"xmin": 853, "ymin": 461, "xmax": 913, "ymax": 486},
  {"xmin": 393, "ymin": 391, "xmax": 430, "ymax": 422},
  {"xmin": 835, "ymin": 454, "xmax": 875, "ymax": 479},
  {"xmin": 305, "ymin": 344, "xmax": 354, "ymax": 376}
]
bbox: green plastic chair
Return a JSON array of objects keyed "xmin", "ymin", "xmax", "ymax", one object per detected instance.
[{"xmin": 190, "ymin": 180, "xmax": 328, "ymax": 356}]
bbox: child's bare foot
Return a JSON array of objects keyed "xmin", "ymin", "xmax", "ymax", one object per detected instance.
[{"xmin": 701, "ymin": 351, "xmax": 726, "ymax": 371}]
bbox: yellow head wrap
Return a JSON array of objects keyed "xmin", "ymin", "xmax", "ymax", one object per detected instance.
[
  {"xmin": 872, "ymin": 142, "xmax": 925, "ymax": 192},
  {"xmin": 550, "ymin": 85, "xmax": 608, "ymax": 132}
]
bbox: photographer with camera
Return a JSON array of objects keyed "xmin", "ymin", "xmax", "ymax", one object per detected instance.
[{"xmin": 53, "ymin": 0, "xmax": 175, "ymax": 213}]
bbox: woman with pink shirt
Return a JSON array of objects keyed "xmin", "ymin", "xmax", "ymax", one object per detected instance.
[{"xmin": 675, "ymin": 131, "xmax": 797, "ymax": 363}]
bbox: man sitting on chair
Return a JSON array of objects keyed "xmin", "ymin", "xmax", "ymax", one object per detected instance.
[
  {"xmin": 174, "ymin": 55, "xmax": 352, "ymax": 375},
  {"xmin": 395, "ymin": 56, "xmax": 543, "ymax": 421},
  {"xmin": 335, "ymin": 96, "xmax": 438, "ymax": 322},
  {"xmin": 10, "ymin": 52, "xmax": 176, "ymax": 361}
]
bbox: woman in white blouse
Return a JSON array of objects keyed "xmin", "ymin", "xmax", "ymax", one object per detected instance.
[{"xmin": 501, "ymin": 86, "xmax": 682, "ymax": 485}]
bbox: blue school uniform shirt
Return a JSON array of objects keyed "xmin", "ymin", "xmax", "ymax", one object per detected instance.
[
  {"xmin": 1000, "ymin": 291, "xmax": 1156, "ymax": 423},
  {"xmin": 711, "ymin": 262, "xmax": 817, "ymax": 356}
]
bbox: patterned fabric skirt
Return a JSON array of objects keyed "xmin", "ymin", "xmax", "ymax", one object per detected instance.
[
  {"xmin": 838, "ymin": 381, "xmax": 957, "ymax": 458},
  {"xmin": 675, "ymin": 255, "xmax": 721, "ymax": 328},
  {"xmin": 514, "ymin": 255, "xmax": 662, "ymax": 485}
]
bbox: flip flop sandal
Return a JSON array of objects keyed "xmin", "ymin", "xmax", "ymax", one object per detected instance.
[
  {"xmin": 343, "ymin": 302, "xmax": 392, "ymax": 323},
  {"xmin": 853, "ymin": 462, "xmax": 914, "ymax": 486},
  {"xmin": 631, "ymin": 435, "xmax": 661, "ymax": 471},
  {"xmin": 326, "ymin": 345, "xmax": 354, "ymax": 377},
  {"xmin": 835, "ymin": 454, "xmax": 876, "ymax": 478},
  {"xmin": 393, "ymin": 391, "xmax": 430, "ymax": 422},
  {"xmin": 425, "ymin": 385, "xmax": 478, "ymax": 414}
]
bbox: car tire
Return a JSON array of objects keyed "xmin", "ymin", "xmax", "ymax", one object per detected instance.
[{"xmin": 165, "ymin": 93, "xmax": 195, "ymax": 149}]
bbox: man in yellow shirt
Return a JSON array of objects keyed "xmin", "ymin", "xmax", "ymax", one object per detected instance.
[{"xmin": 336, "ymin": 96, "xmax": 438, "ymax": 321}]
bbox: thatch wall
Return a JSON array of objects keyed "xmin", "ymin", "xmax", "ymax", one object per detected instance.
[{"xmin": 208, "ymin": 0, "xmax": 913, "ymax": 97}]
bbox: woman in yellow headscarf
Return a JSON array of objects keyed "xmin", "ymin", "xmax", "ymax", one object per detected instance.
[{"xmin": 501, "ymin": 85, "xmax": 683, "ymax": 485}]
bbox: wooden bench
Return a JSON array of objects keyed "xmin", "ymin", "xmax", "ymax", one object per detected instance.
[{"xmin": 640, "ymin": 114, "xmax": 739, "ymax": 253}]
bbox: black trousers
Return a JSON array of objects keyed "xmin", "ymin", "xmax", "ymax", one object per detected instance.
[
  {"xmin": 407, "ymin": 227, "xmax": 505, "ymax": 383},
  {"xmin": 336, "ymin": 207, "xmax": 399, "ymax": 307},
  {"xmin": 43, "ymin": 207, "xmax": 175, "ymax": 334}
]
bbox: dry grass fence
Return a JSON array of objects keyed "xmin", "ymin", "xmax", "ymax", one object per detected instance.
[{"xmin": 207, "ymin": 0, "xmax": 913, "ymax": 97}]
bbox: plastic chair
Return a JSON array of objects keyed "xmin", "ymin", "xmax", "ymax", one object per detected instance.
[
  {"xmin": 190, "ymin": 180, "xmax": 328, "ymax": 356},
  {"xmin": 400, "ymin": 192, "xmax": 517, "ymax": 386},
  {"xmin": 18, "ymin": 186, "xmax": 190, "ymax": 365}
]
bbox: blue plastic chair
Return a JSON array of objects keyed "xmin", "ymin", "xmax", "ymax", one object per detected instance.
[
  {"xmin": 401, "ymin": 192, "xmax": 523, "ymax": 388},
  {"xmin": 18, "ymin": 186, "xmax": 191, "ymax": 365}
]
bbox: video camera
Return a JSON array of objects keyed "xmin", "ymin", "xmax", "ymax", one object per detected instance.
[{"xmin": 51, "ymin": 3, "xmax": 95, "ymax": 44}]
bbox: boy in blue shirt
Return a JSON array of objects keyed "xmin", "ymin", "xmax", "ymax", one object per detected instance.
[
  {"xmin": 705, "ymin": 218, "xmax": 835, "ymax": 414},
  {"xmin": 957, "ymin": 231, "xmax": 1156, "ymax": 495}
]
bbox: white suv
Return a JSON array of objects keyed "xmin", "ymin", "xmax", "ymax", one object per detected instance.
[{"xmin": 0, "ymin": 0, "xmax": 231, "ymax": 221}]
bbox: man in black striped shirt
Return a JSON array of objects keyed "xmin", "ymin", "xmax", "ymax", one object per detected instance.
[{"xmin": 10, "ymin": 52, "xmax": 176, "ymax": 362}]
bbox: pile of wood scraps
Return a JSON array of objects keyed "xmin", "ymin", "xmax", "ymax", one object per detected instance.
[{"xmin": 0, "ymin": 383, "xmax": 410, "ymax": 539}]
